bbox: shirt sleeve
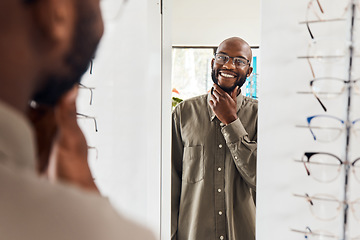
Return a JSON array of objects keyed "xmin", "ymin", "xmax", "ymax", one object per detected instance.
[
  {"xmin": 221, "ymin": 118, "xmax": 257, "ymax": 191},
  {"xmin": 171, "ymin": 109, "xmax": 183, "ymax": 240}
]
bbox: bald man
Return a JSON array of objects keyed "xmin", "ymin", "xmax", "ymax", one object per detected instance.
[
  {"xmin": 172, "ymin": 37, "xmax": 257, "ymax": 240},
  {"xmin": 0, "ymin": 0, "xmax": 155, "ymax": 239}
]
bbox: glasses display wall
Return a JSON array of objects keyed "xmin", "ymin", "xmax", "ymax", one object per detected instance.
[{"xmin": 258, "ymin": 0, "xmax": 360, "ymax": 239}]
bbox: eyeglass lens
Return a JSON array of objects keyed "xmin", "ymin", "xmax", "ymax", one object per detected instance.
[
  {"xmin": 215, "ymin": 53, "xmax": 249, "ymax": 67},
  {"xmin": 307, "ymin": 194, "xmax": 342, "ymax": 221},
  {"xmin": 304, "ymin": 152, "xmax": 342, "ymax": 182},
  {"xmin": 308, "ymin": 115, "xmax": 343, "ymax": 142},
  {"xmin": 298, "ymin": 193, "xmax": 360, "ymax": 222}
]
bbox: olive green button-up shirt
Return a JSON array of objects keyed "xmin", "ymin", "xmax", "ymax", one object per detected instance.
[{"xmin": 172, "ymin": 92, "xmax": 257, "ymax": 240}]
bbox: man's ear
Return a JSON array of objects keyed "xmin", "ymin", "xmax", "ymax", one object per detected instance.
[
  {"xmin": 32, "ymin": 0, "xmax": 75, "ymax": 50},
  {"xmin": 211, "ymin": 58, "xmax": 215, "ymax": 69},
  {"xmin": 247, "ymin": 66, "xmax": 253, "ymax": 77}
]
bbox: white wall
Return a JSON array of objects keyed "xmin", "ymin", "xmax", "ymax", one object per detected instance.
[
  {"xmin": 172, "ymin": 0, "xmax": 261, "ymax": 47},
  {"xmin": 76, "ymin": 0, "xmax": 165, "ymax": 238}
]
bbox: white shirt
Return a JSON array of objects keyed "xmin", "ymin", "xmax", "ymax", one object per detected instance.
[{"xmin": 0, "ymin": 101, "xmax": 156, "ymax": 240}]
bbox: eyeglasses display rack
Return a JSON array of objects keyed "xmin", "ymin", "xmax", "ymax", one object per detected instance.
[
  {"xmin": 77, "ymin": 58, "xmax": 99, "ymax": 176},
  {"xmin": 292, "ymin": 1, "xmax": 360, "ymax": 239}
]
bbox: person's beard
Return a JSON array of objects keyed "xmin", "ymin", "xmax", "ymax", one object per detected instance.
[
  {"xmin": 211, "ymin": 68, "xmax": 247, "ymax": 93},
  {"xmin": 32, "ymin": 4, "xmax": 101, "ymax": 107}
]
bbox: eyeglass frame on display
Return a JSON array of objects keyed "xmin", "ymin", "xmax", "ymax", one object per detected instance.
[
  {"xmin": 294, "ymin": 152, "xmax": 360, "ymax": 182},
  {"xmin": 294, "ymin": 193, "xmax": 360, "ymax": 222},
  {"xmin": 296, "ymin": 115, "xmax": 360, "ymax": 142},
  {"xmin": 297, "ymin": 77, "xmax": 360, "ymax": 112},
  {"xmin": 291, "ymin": 226, "xmax": 360, "ymax": 239},
  {"xmin": 303, "ymin": 0, "xmax": 357, "ymax": 39}
]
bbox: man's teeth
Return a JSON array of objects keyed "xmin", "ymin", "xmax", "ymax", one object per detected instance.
[{"xmin": 220, "ymin": 72, "xmax": 236, "ymax": 78}]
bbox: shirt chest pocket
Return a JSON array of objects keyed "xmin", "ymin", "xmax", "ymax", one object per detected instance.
[{"xmin": 182, "ymin": 145, "xmax": 204, "ymax": 183}]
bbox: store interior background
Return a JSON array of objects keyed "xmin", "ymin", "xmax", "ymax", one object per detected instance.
[{"xmin": 75, "ymin": 0, "xmax": 360, "ymax": 239}]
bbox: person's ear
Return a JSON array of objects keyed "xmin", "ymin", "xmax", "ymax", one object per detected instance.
[
  {"xmin": 32, "ymin": 0, "xmax": 75, "ymax": 51},
  {"xmin": 211, "ymin": 58, "xmax": 215, "ymax": 69},
  {"xmin": 247, "ymin": 66, "xmax": 253, "ymax": 77}
]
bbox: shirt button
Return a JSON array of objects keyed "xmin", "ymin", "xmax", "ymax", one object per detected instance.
[
  {"xmin": 234, "ymin": 156, "xmax": 238, "ymax": 160},
  {"xmin": 219, "ymin": 211, "xmax": 223, "ymax": 215},
  {"xmin": 220, "ymin": 122, "xmax": 225, "ymax": 127},
  {"xmin": 218, "ymin": 167, "xmax": 222, "ymax": 172},
  {"xmin": 220, "ymin": 236, "xmax": 224, "ymax": 240},
  {"xmin": 219, "ymin": 144, "xmax": 222, "ymax": 148},
  {"xmin": 218, "ymin": 188, "xmax": 222, "ymax": 193}
]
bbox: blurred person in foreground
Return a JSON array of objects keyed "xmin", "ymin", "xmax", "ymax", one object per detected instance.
[
  {"xmin": 172, "ymin": 37, "xmax": 257, "ymax": 240},
  {"xmin": 0, "ymin": 0, "xmax": 155, "ymax": 239}
]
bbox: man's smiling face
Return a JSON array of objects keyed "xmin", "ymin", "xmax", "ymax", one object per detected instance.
[{"xmin": 211, "ymin": 38, "xmax": 253, "ymax": 93}]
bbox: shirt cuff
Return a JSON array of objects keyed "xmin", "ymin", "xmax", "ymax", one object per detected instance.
[{"xmin": 221, "ymin": 118, "xmax": 248, "ymax": 143}]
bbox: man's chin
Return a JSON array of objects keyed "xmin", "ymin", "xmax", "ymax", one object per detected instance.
[
  {"xmin": 217, "ymin": 83, "xmax": 236, "ymax": 93},
  {"xmin": 212, "ymin": 71, "xmax": 245, "ymax": 93},
  {"xmin": 217, "ymin": 78, "xmax": 242, "ymax": 93},
  {"xmin": 32, "ymin": 77, "xmax": 79, "ymax": 107}
]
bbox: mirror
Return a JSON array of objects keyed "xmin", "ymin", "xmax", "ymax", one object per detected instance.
[{"xmin": 170, "ymin": 0, "xmax": 260, "ymax": 239}]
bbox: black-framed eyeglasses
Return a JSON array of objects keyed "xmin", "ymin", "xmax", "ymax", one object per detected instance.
[
  {"xmin": 295, "ymin": 152, "xmax": 360, "ymax": 183},
  {"xmin": 214, "ymin": 53, "xmax": 250, "ymax": 68},
  {"xmin": 77, "ymin": 113, "xmax": 98, "ymax": 132}
]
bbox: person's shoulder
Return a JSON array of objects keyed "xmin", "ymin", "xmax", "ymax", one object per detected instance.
[
  {"xmin": 242, "ymin": 95, "xmax": 258, "ymax": 110},
  {"xmin": 174, "ymin": 94, "xmax": 208, "ymax": 111},
  {"xmin": 243, "ymin": 95, "xmax": 258, "ymax": 104},
  {"xmin": 0, "ymin": 166, "xmax": 156, "ymax": 240},
  {"xmin": 47, "ymin": 178, "xmax": 157, "ymax": 239}
]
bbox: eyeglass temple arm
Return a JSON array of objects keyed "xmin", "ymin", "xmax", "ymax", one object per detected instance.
[
  {"xmin": 93, "ymin": 117, "xmax": 98, "ymax": 132},
  {"xmin": 303, "ymin": 161, "xmax": 311, "ymax": 176},
  {"xmin": 90, "ymin": 59, "xmax": 94, "ymax": 75},
  {"xmin": 293, "ymin": 193, "xmax": 314, "ymax": 205},
  {"xmin": 307, "ymin": 58, "xmax": 316, "ymax": 79},
  {"xmin": 78, "ymin": 83, "xmax": 94, "ymax": 105},
  {"xmin": 77, "ymin": 113, "xmax": 98, "ymax": 132},
  {"xmin": 306, "ymin": 22, "xmax": 314, "ymax": 39},
  {"xmin": 305, "ymin": 193, "xmax": 314, "ymax": 206},
  {"xmin": 88, "ymin": 146, "xmax": 99, "ymax": 160},
  {"xmin": 314, "ymin": 94, "xmax": 327, "ymax": 112},
  {"xmin": 88, "ymin": 88, "xmax": 93, "ymax": 105},
  {"xmin": 316, "ymin": 0, "xmax": 324, "ymax": 13},
  {"xmin": 306, "ymin": 117, "xmax": 317, "ymax": 141}
]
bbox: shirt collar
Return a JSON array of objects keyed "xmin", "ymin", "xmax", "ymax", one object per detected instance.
[
  {"xmin": 207, "ymin": 90, "xmax": 244, "ymax": 122},
  {"xmin": 0, "ymin": 100, "xmax": 37, "ymax": 171}
]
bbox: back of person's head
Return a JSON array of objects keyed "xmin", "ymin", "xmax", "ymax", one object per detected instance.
[{"xmin": 0, "ymin": 0, "xmax": 104, "ymax": 112}]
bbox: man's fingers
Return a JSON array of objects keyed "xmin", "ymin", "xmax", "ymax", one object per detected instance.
[
  {"xmin": 209, "ymin": 93, "xmax": 218, "ymax": 105},
  {"xmin": 211, "ymin": 88, "xmax": 221, "ymax": 101},
  {"xmin": 209, "ymin": 99, "xmax": 214, "ymax": 107},
  {"xmin": 212, "ymin": 84, "xmax": 225, "ymax": 97}
]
